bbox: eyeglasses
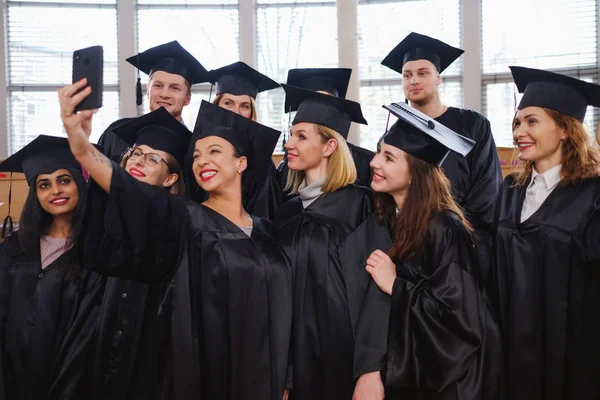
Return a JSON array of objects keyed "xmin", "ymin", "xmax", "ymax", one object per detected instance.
[{"xmin": 129, "ymin": 148, "xmax": 170, "ymax": 169}]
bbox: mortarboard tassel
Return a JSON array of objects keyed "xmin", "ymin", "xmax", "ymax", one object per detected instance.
[
  {"xmin": 1, "ymin": 173, "xmax": 14, "ymax": 239},
  {"xmin": 136, "ymin": 77, "xmax": 143, "ymax": 106}
]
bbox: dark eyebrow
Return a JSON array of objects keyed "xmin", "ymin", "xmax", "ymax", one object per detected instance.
[
  {"xmin": 383, "ymin": 150, "xmax": 397, "ymax": 158},
  {"xmin": 56, "ymin": 174, "xmax": 71, "ymax": 180}
]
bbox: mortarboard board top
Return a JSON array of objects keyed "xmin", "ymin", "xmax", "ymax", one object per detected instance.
[
  {"xmin": 284, "ymin": 67, "xmax": 352, "ymax": 112},
  {"xmin": 126, "ymin": 40, "xmax": 207, "ymax": 85},
  {"xmin": 0, "ymin": 135, "xmax": 83, "ymax": 183},
  {"xmin": 381, "ymin": 32, "xmax": 464, "ymax": 74},
  {"xmin": 281, "ymin": 84, "xmax": 367, "ymax": 139},
  {"xmin": 381, "ymin": 102, "xmax": 475, "ymax": 166},
  {"xmin": 112, "ymin": 107, "xmax": 192, "ymax": 168},
  {"xmin": 193, "ymin": 100, "xmax": 281, "ymax": 171},
  {"xmin": 510, "ymin": 66, "xmax": 600, "ymax": 122},
  {"xmin": 207, "ymin": 61, "xmax": 279, "ymax": 99}
]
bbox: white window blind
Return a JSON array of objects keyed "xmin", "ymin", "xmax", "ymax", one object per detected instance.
[
  {"xmin": 6, "ymin": 0, "xmax": 120, "ymax": 154},
  {"xmin": 481, "ymin": 0, "xmax": 599, "ymax": 147},
  {"xmin": 136, "ymin": 0, "xmax": 239, "ymax": 128},
  {"xmin": 255, "ymin": 0, "xmax": 338, "ymax": 152},
  {"xmin": 357, "ymin": 0, "xmax": 463, "ymax": 151}
]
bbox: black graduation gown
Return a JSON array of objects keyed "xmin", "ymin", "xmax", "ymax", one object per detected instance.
[
  {"xmin": 275, "ymin": 185, "xmax": 391, "ymax": 400},
  {"xmin": 385, "ymin": 212, "xmax": 503, "ymax": 400},
  {"xmin": 277, "ymin": 142, "xmax": 375, "ymax": 201},
  {"xmin": 489, "ymin": 174, "xmax": 600, "ymax": 400},
  {"xmin": 0, "ymin": 232, "xmax": 105, "ymax": 400},
  {"xmin": 69, "ymin": 182, "xmax": 170, "ymax": 400},
  {"xmin": 97, "ymin": 118, "xmax": 135, "ymax": 162},
  {"xmin": 435, "ymin": 107, "xmax": 502, "ymax": 281},
  {"xmin": 88, "ymin": 165, "xmax": 292, "ymax": 400}
]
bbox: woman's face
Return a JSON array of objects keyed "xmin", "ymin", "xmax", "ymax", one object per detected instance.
[
  {"xmin": 513, "ymin": 106, "xmax": 566, "ymax": 164},
  {"xmin": 370, "ymin": 140, "xmax": 412, "ymax": 197},
  {"xmin": 36, "ymin": 168, "xmax": 79, "ymax": 217},
  {"xmin": 124, "ymin": 144, "xmax": 178, "ymax": 188},
  {"xmin": 217, "ymin": 93, "xmax": 253, "ymax": 119},
  {"xmin": 284, "ymin": 122, "xmax": 332, "ymax": 172},
  {"xmin": 192, "ymin": 136, "xmax": 247, "ymax": 193}
]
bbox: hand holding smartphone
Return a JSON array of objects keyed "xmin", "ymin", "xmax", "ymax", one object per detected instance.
[{"xmin": 72, "ymin": 45, "xmax": 103, "ymax": 112}]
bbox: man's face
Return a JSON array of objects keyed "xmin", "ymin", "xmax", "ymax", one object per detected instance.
[
  {"xmin": 147, "ymin": 70, "xmax": 191, "ymax": 120},
  {"xmin": 401, "ymin": 59, "xmax": 441, "ymax": 105}
]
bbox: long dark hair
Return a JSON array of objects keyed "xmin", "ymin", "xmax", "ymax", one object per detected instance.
[
  {"xmin": 18, "ymin": 168, "xmax": 87, "ymax": 273},
  {"xmin": 374, "ymin": 153, "xmax": 473, "ymax": 261}
]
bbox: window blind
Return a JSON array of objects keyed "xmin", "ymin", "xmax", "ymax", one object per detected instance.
[{"xmin": 6, "ymin": 0, "xmax": 120, "ymax": 153}]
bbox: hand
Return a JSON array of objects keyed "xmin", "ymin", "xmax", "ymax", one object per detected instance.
[
  {"xmin": 282, "ymin": 389, "xmax": 289, "ymax": 400},
  {"xmin": 365, "ymin": 249, "xmax": 396, "ymax": 295},
  {"xmin": 57, "ymin": 78, "xmax": 97, "ymax": 158},
  {"xmin": 353, "ymin": 371, "xmax": 385, "ymax": 400}
]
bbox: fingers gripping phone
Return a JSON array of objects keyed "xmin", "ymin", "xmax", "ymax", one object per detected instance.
[{"xmin": 72, "ymin": 45, "xmax": 103, "ymax": 112}]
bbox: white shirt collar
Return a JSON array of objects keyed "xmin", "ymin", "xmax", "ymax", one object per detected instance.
[{"xmin": 531, "ymin": 164, "xmax": 562, "ymax": 190}]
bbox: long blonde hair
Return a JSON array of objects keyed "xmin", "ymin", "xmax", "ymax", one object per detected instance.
[
  {"xmin": 212, "ymin": 93, "xmax": 257, "ymax": 122},
  {"xmin": 512, "ymin": 108, "xmax": 600, "ymax": 186},
  {"xmin": 120, "ymin": 146, "xmax": 186, "ymax": 196},
  {"xmin": 285, "ymin": 123, "xmax": 357, "ymax": 193}
]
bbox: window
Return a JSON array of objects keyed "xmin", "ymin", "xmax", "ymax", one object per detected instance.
[
  {"xmin": 136, "ymin": 0, "xmax": 240, "ymax": 127},
  {"xmin": 256, "ymin": 0, "xmax": 338, "ymax": 151},
  {"xmin": 5, "ymin": 0, "xmax": 120, "ymax": 153},
  {"xmin": 357, "ymin": 0, "xmax": 463, "ymax": 150},
  {"xmin": 481, "ymin": 0, "xmax": 599, "ymax": 147}
]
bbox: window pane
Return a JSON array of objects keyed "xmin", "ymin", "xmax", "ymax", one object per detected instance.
[
  {"xmin": 255, "ymin": 88, "xmax": 287, "ymax": 152},
  {"xmin": 484, "ymin": 80, "xmax": 598, "ymax": 148},
  {"xmin": 8, "ymin": 0, "xmax": 115, "ymax": 3},
  {"xmin": 359, "ymin": 80, "xmax": 463, "ymax": 151},
  {"xmin": 482, "ymin": 0, "xmax": 597, "ymax": 73},
  {"xmin": 139, "ymin": 0, "xmax": 236, "ymax": 4},
  {"xmin": 8, "ymin": 91, "xmax": 120, "ymax": 155},
  {"xmin": 7, "ymin": 5, "xmax": 119, "ymax": 85},
  {"xmin": 258, "ymin": 0, "xmax": 334, "ymax": 4},
  {"xmin": 137, "ymin": 7, "xmax": 239, "ymax": 70},
  {"xmin": 358, "ymin": 0, "xmax": 462, "ymax": 80},
  {"xmin": 256, "ymin": 5, "xmax": 338, "ymax": 82}
]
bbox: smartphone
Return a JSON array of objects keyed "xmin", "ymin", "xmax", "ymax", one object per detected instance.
[{"xmin": 72, "ymin": 45, "xmax": 103, "ymax": 112}]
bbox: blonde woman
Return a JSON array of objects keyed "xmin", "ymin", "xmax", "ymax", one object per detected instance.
[{"xmin": 275, "ymin": 85, "xmax": 391, "ymax": 400}]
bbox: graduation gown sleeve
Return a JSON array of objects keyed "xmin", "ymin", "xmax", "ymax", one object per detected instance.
[
  {"xmin": 460, "ymin": 115, "xmax": 502, "ymax": 233},
  {"xmin": 81, "ymin": 162, "xmax": 187, "ymax": 283},
  {"xmin": 338, "ymin": 212, "xmax": 392, "ymax": 378},
  {"xmin": 386, "ymin": 213, "xmax": 502, "ymax": 398}
]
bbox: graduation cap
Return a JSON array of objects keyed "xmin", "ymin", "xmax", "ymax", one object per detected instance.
[
  {"xmin": 112, "ymin": 106, "xmax": 192, "ymax": 168},
  {"xmin": 381, "ymin": 32, "xmax": 464, "ymax": 74},
  {"xmin": 126, "ymin": 41, "xmax": 208, "ymax": 105},
  {"xmin": 281, "ymin": 84, "xmax": 367, "ymax": 139},
  {"xmin": 0, "ymin": 135, "xmax": 85, "ymax": 237},
  {"xmin": 0, "ymin": 135, "xmax": 82, "ymax": 183},
  {"xmin": 510, "ymin": 66, "xmax": 600, "ymax": 122},
  {"xmin": 286, "ymin": 67, "xmax": 352, "ymax": 99},
  {"xmin": 207, "ymin": 61, "xmax": 279, "ymax": 99},
  {"xmin": 192, "ymin": 100, "xmax": 281, "ymax": 172},
  {"xmin": 381, "ymin": 102, "xmax": 475, "ymax": 166}
]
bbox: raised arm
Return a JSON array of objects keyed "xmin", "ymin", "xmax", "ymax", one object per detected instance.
[{"xmin": 58, "ymin": 78, "xmax": 112, "ymax": 192}]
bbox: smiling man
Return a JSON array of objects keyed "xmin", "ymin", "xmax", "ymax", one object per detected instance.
[
  {"xmin": 98, "ymin": 41, "xmax": 207, "ymax": 162},
  {"xmin": 382, "ymin": 32, "xmax": 502, "ymax": 281}
]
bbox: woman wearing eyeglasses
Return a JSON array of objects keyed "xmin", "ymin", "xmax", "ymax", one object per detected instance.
[{"xmin": 58, "ymin": 80, "xmax": 292, "ymax": 400}]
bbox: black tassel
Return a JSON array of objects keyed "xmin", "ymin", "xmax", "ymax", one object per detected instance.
[
  {"xmin": 136, "ymin": 77, "xmax": 142, "ymax": 106},
  {"xmin": 2, "ymin": 173, "xmax": 14, "ymax": 239},
  {"xmin": 404, "ymin": 97, "xmax": 409, "ymax": 104}
]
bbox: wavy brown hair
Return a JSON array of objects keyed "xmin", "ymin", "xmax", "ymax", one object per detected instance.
[
  {"xmin": 374, "ymin": 152, "xmax": 473, "ymax": 261},
  {"xmin": 512, "ymin": 108, "xmax": 600, "ymax": 186}
]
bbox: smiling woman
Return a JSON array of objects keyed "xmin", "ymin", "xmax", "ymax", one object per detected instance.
[{"xmin": 0, "ymin": 135, "xmax": 105, "ymax": 400}]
